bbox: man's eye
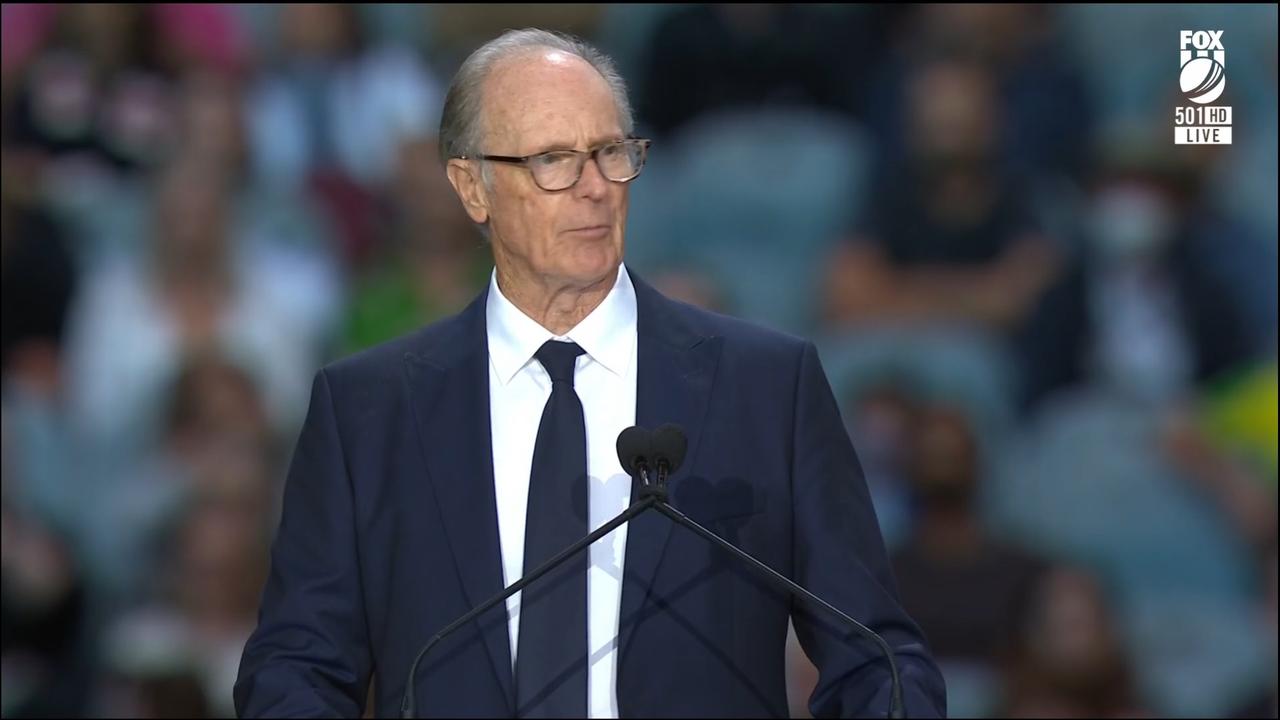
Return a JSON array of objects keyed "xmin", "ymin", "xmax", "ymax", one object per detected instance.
[{"xmin": 534, "ymin": 153, "xmax": 573, "ymax": 167}]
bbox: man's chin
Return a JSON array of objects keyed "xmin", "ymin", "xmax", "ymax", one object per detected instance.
[{"xmin": 562, "ymin": 254, "xmax": 622, "ymax": 289}]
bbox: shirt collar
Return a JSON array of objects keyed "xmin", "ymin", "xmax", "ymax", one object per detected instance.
[{"xmin": 486, "ymin": 263, "xmax": 637, "ymax": 386}]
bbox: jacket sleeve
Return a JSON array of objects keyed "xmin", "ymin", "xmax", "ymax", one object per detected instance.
[
  {"xmin": 235, "ymin": 369, "xmax": 373, "ymax": 718},
  {"xmin": 788, "ymin": 342, "xmax": 947, "ymax": 719}
]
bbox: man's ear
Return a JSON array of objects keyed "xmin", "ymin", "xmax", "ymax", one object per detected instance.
[{"xmin": 446, "ymin": 159, "xmax": 490, "ymax": 225}]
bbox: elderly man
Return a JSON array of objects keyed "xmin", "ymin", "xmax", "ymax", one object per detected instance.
[{"xmin": 236, "ymin": 29, "xmax": 946, "ymax": 718}]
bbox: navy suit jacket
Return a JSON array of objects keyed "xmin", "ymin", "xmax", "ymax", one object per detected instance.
[{"xmin": 235, "ymin": 269, "xmax": 946, "ymax": 718}]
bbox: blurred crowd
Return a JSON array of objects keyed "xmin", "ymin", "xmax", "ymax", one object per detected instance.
[{"xmin": 0, "ymin": 4, "xmax": 1275, "ymax": 718}]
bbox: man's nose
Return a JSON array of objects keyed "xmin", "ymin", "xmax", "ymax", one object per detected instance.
[{"xmin": 574, "ymin": 154, "xmax": 609, "ymax": 200}]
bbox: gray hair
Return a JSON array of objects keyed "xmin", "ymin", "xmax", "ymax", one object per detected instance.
[{"xmin": 438, "ymin": 28, "xmax": 635, "ymax": 166}]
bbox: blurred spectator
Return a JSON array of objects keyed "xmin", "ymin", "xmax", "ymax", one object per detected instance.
[
  {"xmin": 72, "ymin": 352, "xmax": 276, "ymax": 619},
  {"xmin": 821, "ymin": 57, "xmax": 1086, "ymax": 409},
  {"xmin": 63, "ymin": 156, "xmax": 324, "ymax": 461},
  {"xmin": 96, "ymin": 647, "xmax": 211, "ymax": 720},
  {"xmin": 248, "ymin": 3, "xmax": 441, "ymax": 189},
  {"xmin": 864, "ymin": 4, "xmax": 1095, "ymax": 183},
  {"xmin": 1, "ymin": 194, "xmax": 77, "ymax": 399},
  {"xmin": 1001, "ymin": 567, "xmax": 1151, "ymax": 718},
  {"xmin": 177, "ymin": 64, "xmax": 345, "ymax": 322},
  {"xmin": 1, "ymin": 4, "xmax": 247, "ymax": 176},
  {"xmin": 171, "ymin": 66, "xmax": 342, "ymax": 330},
  {"xmin": 636, "ymin": 5, "xmax": 898, "ymax": 137},
  {"xmin": 1080, "ymin": 142, "xmax": 1272, "ymax": 406},
  {"xmin": 162, "ymin": 355, "xmax": 276, "ymax": 478},
  {"xmin": 841, "ymin": 377, "xmax": 919, "ymax": 551},
  {"xmin": 246, "ymin": 3, "xmax": 443, "ymax": 267},
  {"xmin": 0, "ymin": 503, "xmax": 90, "ymax": 717},
  {"xmin": 97, "ymin": 467, "xmax": 271, "ymax": 718},
  {"xmin": 174, "ymin": 69, "xmax": 250, "ymax": 185},
  {"xmin": 1, "ymin": 407, "xmax": 91, "ymax": 718},
  {"xmin": 890, "ymin": 403, "xmax": 1051, "ymax": 716},
  {"xmin": 1, "ymin": 191, "xmax": 88, "ymax": 589},
  {"xmin": 3, "ymin": 30, "xmax": 338, "ymax": 272},
  {"xmin": 167, "ymin": 473, "xmax": 272, "ymax": 717},
  {"xmin": 343, "ymin": 136, "xmax": 490, "ymax": 353}
]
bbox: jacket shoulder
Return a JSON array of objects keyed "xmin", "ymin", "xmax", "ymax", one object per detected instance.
[{"xmin": 664, "ymin": 295, "xmax": 812, "ymax": 361}]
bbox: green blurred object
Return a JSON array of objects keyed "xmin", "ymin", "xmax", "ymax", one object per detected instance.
[
  {"xmin": 343, "ymin": 255, "xmax": 493, "ymax": 356},
  {"xmin": 1202, "ymin": 360, "xmax": 1280, "ymax": 484}
]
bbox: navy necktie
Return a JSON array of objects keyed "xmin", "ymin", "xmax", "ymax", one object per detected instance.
[{"xmin": 515, "ymin": 340, "xmax": 589, "ymax": 717}]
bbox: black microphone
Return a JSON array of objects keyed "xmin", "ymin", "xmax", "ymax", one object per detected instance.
[
  {"xmin": 647, "ymin": 426, "xmax": 906, "ymax": 720},
  {"xmin": 650, "ymin": 423, "xmax": 687, "ymax": 485},
  {"xmin": 401, "ymin": 426, "xmax": 661, "ymax": 718},
  {"xmin": 616, "ymin": 425, "xmax": 654, "ymax": 485}
]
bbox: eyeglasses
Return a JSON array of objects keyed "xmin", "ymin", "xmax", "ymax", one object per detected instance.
[{"xmin": 461, "ymin": 138, "xmax": 652, "ymax": 192}]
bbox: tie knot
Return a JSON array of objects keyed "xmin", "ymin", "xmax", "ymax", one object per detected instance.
[{"xmin": 535, "ymin": 340, "xmax": 585, "ymax": 385}]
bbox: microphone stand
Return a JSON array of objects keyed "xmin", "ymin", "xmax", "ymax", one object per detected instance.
[
  {"xmin": 401, "ymin": 472, "xmax": 905, "ymax": 719},
  {"xmin": 400, "ymin": 489, "xmax": 658, "ymax": 718},
  {"xmin": 646, "ymin": 462, "xmax": 904, "ymax": 719}
]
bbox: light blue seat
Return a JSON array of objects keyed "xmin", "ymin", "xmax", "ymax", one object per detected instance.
[
  {"xmin": 816, "ymin": 326, "xmax": 1021, "ymax": 459},
  {"xmin": 643, "ymin": 108, "xmax": 870, "ymax": 333},
  {"xmin": 1125, "ymin": 593, "xmax": 1274, "ymax": 717},
  {"xmin": 987, "ymin": 387, "xmax": 1267, "ymax": 715},
  {"xmin": 989, "ymin": 388, "xmax": 1257, "ymax": 603}
]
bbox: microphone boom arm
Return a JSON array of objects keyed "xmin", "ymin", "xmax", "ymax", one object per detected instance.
[
  {"xmin": 401, "ymin": 489, "xmax": 905, "ymax": 719},
  {"xmin": 401, "ymin": 494, "xmax": 658, "ymax": 718},
  {"xmin": 403, "ymin": 424, "xmax": 905, "ymax": 719},
  {"xmin": 649, "ymin": 499, "xmax": 905, "ymax": 719}
]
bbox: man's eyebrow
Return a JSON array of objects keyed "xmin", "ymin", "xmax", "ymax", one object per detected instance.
[{"xmin": 527, "ymin": 136, "xmax": 626, "ymax": 154}]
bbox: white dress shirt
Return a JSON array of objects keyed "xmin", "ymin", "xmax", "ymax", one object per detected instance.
[{"xmin": 487, "ymin": 264, "xmax": 637, "ymax": 719}]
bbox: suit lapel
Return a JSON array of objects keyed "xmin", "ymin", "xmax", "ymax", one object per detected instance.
[
  {"xmin": 402, "ymin": 288, "xmax": 515, "ymax": 712},
  {"xmin": 618, "ymin": 270, "xmax": 723, "ymax": 665}
]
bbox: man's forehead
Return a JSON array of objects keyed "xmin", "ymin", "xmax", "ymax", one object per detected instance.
[
  {"xmin": 489, "ymin": 48, "xmax": 591, "ymax": 88},
  {"xmin": 483, "ymin": 51, "xmax": 621, "ymax": 151}
]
